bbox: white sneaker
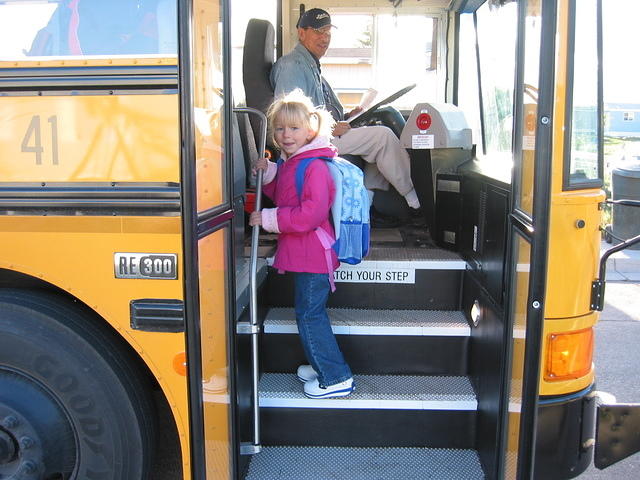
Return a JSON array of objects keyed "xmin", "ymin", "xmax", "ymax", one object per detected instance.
[
  {"xmin": 296, "ymin": 365, "xmax": 318, "ymax": 383},
  {"xmin": 304, "ymin": 378, "xmax": 355, "ymax": 399}
]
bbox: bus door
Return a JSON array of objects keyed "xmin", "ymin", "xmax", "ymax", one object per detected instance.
[
  {"xmin": 500, "ymin": 0, "xmax": 554, "ymax": 477},
  {"xmin": 178, "ymin": 0, "xmax": 239, "ymax": 478}
]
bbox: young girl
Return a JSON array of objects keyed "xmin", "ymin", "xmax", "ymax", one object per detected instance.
[{"xmin": 249, "ymin": 89, "xmax": 354, "ymax": 399}]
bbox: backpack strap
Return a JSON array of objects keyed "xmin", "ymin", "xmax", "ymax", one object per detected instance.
[
  {"xmin": 294, "ymin": 156, "xmax": 338, "ymax": 290},
  {"xmin": 315, "ymin": 226, "xmax": 337, "ymax": 293},
  {"xmin": 294, "ymin": 156, "xmax": 334, "ymax": 199},
  {"xmin": 294, "ymin": 157, "xmax": 315, "ymax": 198}
]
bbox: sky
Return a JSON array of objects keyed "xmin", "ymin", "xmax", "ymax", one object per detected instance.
[{"xmin": 603, "ymin": 0, "xmax": 640, "ymax": 104}]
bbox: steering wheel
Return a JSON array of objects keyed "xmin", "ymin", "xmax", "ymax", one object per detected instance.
[{"xmin": 347, "ymin": 83, "xmax": 416, "ymax": 126}]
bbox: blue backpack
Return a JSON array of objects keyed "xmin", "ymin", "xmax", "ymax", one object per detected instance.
[{"xmin": 283, "ymin": 155, "xmax": 370, "ymax": 265}]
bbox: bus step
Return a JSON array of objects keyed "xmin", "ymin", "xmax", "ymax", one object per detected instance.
[
  {"xmin": 266, "ymin": 248, "xmax": 466, "ymax": 310},
  {"xmin": 259, "ymin": 373, "xmax": 477, "ymax": 411},
  {"xmin": 245, "ymin": 446, "xmax": 485, "ymax": 480},
  {"xmin": 259, "ymin": 374, "xmax": 476, "ymax": 447},
  {"xmin": 261, "ymin": 308, "xmax": 470, "ymax": 375},
  {"xmin": 264, "ymin": 307, "xmax": 470, "ymax": 336}
]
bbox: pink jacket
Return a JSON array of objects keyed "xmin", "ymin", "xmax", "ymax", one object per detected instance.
[{"xmin": 261, "ymin": 136, "xmax": 340, "ymax": 274}]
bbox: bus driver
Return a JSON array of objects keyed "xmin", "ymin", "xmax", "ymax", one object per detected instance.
[{"xmin": 270, "ymin": 8, "xmax": 422, "ymax": 228}]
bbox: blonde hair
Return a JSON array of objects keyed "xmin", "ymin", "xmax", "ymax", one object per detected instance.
[{"xmin": 267, "ymin": 89, "xmax": 335, "ymax": 145}]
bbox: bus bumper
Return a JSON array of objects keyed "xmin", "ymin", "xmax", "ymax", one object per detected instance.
[
  {"xmin": 535, "ymin": 386, "xmax": 640, "ymax": 478},
  {"xmin": 534, "ymin": 386, "xmax": 597, "ymax": 479}
]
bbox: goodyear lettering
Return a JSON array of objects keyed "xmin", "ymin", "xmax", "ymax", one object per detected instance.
[
  {"xmin": 34, "ymin": 354, "xmax": 112, "ymax": 471},
  {"xmin": 69, "ymin": 395, "xmax": 94, "ymax": 414},
  {"xmin": 81, "ymin": 417, "xmax": 104, "ymax": 437},
  {"xmin": 55, "ymin": 373, "xmax": 78, "ymax": 393},
  {"xmin": 34, "ymin": 354, "xmax": 57, "ymax": 377},
  {"xmin": 84, "ymin": 436, "xmax": 113, "ymax": 463}
]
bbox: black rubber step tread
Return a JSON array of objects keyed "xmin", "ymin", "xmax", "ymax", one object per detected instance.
[
  {"xmin": 245, "ymin": 446, "xmax": 484, "ymax": 479},
  {"xmin": 264, "ymin": 307, "xmax": 470, "ymax": 336},
  {"xmin": 259, "ymin": 373, "xmax": 476, "ymax": 410}
]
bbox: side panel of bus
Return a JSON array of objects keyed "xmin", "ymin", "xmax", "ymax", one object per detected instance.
[{"xmin": 0, "ymin": 78, "xmax": 191, "ymax": 477}]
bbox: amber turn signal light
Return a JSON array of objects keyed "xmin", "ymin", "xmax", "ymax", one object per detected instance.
[
  {"xmin": 173, "ymin": 352, "xmax": 187, "ymax": 376},
  {"xmin": 545, "ymin": 327, "xmax": 593, "ymax": 381}
]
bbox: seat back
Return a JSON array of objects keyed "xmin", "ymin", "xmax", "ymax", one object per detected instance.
[{"xmin": 243, "ymin": 18, "xmax": 275, "ymax": 116}]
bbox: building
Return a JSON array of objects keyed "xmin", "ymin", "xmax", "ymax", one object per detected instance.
[{"xmin": 606, "ymin": 103, "xmax": 640, "ymax": 138}]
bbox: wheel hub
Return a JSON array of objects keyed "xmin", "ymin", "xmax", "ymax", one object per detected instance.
[
  {"xmin": 0, "ymin": 406, "xmax": 42, "ymax": 479},
  {"xmin": 0, "ymin": 368, "xmax": 76, "ymax": 479},
  {"xmin": 0, "ymin": 428, "xmax": 17, "ymax": 464}
]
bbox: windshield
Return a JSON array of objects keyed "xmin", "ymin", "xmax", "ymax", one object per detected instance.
[
  {"xmin": 321, "ymin": 13, "xmax": 441, "ymax": 111},
  {"xmin": 0, "ymin": 0, "xmax": 177, "ymax": 61}
]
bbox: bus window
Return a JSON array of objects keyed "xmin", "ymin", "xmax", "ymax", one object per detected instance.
[
  {"xmin": 476, "ymin": 1, "xmax": 518, "ymax": 159},
  {"xmin": 504, "ymin": 233, "xmax": 532, "ymax": 479},
  {"xmin": 566, "ymin": 0, "xmax": 601, "ymax": 188},
  {"xmin": 0, "ymin": 0, "xmax": 177, "ymax": 60},
  {"xmin": 457, "ymin": 13, "xmax": 483, "ymax": 153},
  {"xmin": 322, "ymin": 13, "xmax": 440, "ymax": 111},
  {"xmin": 515, "ymin": 1, "xmax": 543, "ymax": 217}
]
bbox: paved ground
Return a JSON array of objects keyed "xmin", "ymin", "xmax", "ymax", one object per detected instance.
[
  {"xmin": 581, "ymin": 243, "xmax": 640, "ymax": 478},
  {"xmin": 602, "ymin": 240, "xmax": 640, "ymax": 282}
]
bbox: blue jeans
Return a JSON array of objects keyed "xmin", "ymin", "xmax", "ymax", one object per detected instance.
[{"xmin": 294, "ymin": 272, "xmax": 352, "ymax": 387}]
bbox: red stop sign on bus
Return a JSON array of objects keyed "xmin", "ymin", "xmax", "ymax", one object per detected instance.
[{"xmin": 416, "ymin": 113, "xmax": 432, "ymax": 131}]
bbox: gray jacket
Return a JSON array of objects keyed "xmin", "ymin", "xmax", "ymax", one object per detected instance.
[{"xmin": 270, "ymin": 43, "xmax": 344, "ymax": 121}]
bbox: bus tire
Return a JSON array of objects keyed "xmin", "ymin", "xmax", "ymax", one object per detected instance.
[{"xmin": 0, "ymin": 289, "xmax": 155, "ymax": 480}]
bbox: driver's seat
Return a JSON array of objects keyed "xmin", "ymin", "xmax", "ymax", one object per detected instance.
[
  {"xmin": 240, "ymin": 18, "xmax": 408, "ymax": 226},
  {"xmin": 243, "ymin": 18, "xmax": 275, "ymax": 118}
]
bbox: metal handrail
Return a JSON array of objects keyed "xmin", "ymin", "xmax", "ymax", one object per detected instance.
[
  {"xmin": 606, "ymin": 199, "xmax": 640, "ymax": 208},
  {"xmin": 233, "ymin": 107, "xmax": 267, "ymax": 454}
]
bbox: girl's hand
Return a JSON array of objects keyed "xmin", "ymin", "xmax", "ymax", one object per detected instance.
[
  {"xmin": 252, "ymin": 157, "xmax": 269, "ymax": 175},
  {"xmin": 248, "ymin": 211, "xmax": 262, "ymax": 226}
]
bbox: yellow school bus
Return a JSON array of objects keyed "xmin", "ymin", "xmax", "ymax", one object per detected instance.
[{"xmin": 0, "ymin": 0, "xmax": 638, "ymax": 479}]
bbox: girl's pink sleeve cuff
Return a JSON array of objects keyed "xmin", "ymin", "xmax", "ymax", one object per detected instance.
[
  {"xmin": 261, "ymin": 208, "xmax": 280, "ymax": 233},
  {"xmin": 262, "ymin": 161, "xmax": 278, "ymax": 184}
]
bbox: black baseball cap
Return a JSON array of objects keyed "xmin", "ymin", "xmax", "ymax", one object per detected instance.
[{"xmin": 296, "ymin": 8, "xmax": 335, "ymax": 29}]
